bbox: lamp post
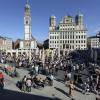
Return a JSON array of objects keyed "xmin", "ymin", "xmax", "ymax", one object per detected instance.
[
  {"xmin": 42, "ymin": 48, "xmax": 45, "ymax": 67},
  {"xmin": 99, "ymin": 34, "xmax": 100, "ymax": 48},
  {"xmin": 51, "ymin": 49, "xmax": 54, "ymax": 61},
  {"xmin": 58, "ymin": 33, "xmax": 60, "ymax": 60},
  {"xmin": 29, "ymin": 19, "xmax": 31, "ymax": 62}
]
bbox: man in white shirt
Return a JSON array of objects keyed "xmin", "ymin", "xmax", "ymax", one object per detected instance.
[{"xmin": 35, "ymin": 65, "xmax": 39, "ymax": 75}]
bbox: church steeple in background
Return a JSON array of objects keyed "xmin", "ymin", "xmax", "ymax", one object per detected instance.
[
  {"xmin": 25, "ymin": 0, "xmax": 30, "ymax": 16},
  {"xmin": 19, "ymin": 0, "xmax": 37, "ymax": 50},
  {"xmin": 24, "ymin": 0, "xmax": 31, "ymax": 40}
]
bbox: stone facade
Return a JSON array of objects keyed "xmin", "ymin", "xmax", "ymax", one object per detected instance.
[
  {"xmin": 0, "ymin": 36, "xmax": 12, "ymax": 51},
  {"xmin": 49, "ymin": 13, "xmax": 87, "ymax": 51},
  {"xmin": 88, "ymin": 32, "xmax": 100, "ymax": 49}
]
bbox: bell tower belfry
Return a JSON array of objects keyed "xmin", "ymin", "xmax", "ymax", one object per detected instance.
[{"xmin": 24, "ymin": 0, "xmax": 31, "ymax": 40}]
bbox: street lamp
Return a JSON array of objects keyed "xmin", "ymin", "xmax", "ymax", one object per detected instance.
[
  {"xmin": 29, "ymin": 18, "xmax": 31, "ymax": 62},
  {"xmin": 58, "ymin": 33, "xmax": 60, "ymax": 60},
  {"xmin": 42, "ymin": 48, "xmax": 45, "ymax": 67}
]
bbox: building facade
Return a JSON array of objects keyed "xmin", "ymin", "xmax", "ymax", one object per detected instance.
[
  {"xmin": 0, "ymin": 36, "xmax": 12, "ymax": 51},
  {"xmin": 49, "ymin": 13, "xmax": 87, "ymax": 51},
  {"xmin": 6, "ymin": 0, "xmax": 38, "ymax": 59},
  {"xmin": 43, "ymin": 39, "xmax": 49, "ymax": 49},
  {"xmin": 19, "ymin": 0, "xmax": 37, "ymax": 50},
  {"xmin": 88, "ymin": 32, "xmax": 100, "ymax": 49}
]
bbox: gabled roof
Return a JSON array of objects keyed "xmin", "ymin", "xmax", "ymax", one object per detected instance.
[
  {"xmin": 31, "ymin": 35, "xmax": 36, "ymax": 41},
  {"xmin": 0, "ymin": 36, "xmax": 5, "ymax": 39},
  {"xmin": 0, "ymin": 36, "xmax": 12, "ymax": 40}
]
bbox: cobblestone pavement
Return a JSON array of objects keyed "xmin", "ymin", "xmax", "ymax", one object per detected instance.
[{"xmin": 0, "ymin": 69, "xmax": 97, "ymax": 100}]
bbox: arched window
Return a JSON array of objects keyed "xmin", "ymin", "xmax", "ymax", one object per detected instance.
[{"xmin": 26, "ymin": 21, "xmax": 28, "ymax": 24}]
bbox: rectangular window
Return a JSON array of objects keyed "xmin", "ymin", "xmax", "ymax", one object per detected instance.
[
  {"xmin": 65, "ymin": 35, "xmax": 67, "ymax": 39},
  {"xmin": 70, "ymin": 35, "xmax": 72, "ymax": 39},
  {"xmin": 60, "ymin": 35, "xmax": 62, "ymax": 39},
  {"xmin": 81, "ymin": 40, "xmax": 83, "ymax": 43},
  {"xmin": 65, "ymin": 40, "xmax": 67, "ymax": 43},
  {"xmin": 52, "ymin": 36, "xmax": 54, "ymax": 39},
  {"xmin": 72, "ymin": 45, "xmax": 74, "ymax": 49},
  {"xmin": 50, "ymin": 36, "xmax": 51, "ymax": 39},
  {"xmin": 81, "ymin": 35, "xmax": 83, "ymax": 38},
  {"xmin": 63, "ymin": 35, "xmax": 64, "ymax": 39}
]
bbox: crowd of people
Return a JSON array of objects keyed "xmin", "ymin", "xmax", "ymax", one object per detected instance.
[
  {"xmin": 17, "ymin": 74, "xmax": 54, "ymax": 92},
  {"xmin": 0, "ymin": 52, "xmax": 100, "ymax": 100}
]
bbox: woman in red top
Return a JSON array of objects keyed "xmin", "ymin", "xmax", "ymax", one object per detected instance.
[{"xmin": 0, "ymin": 72, "xmax": 4, "ymax": 90}]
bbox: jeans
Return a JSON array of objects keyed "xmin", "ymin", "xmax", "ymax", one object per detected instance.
[
  {"xmin": 26, "ymin": 86, "xmax": 31, "ymax": 92},
  {"xmin": 0, "ymin": 83, "xmax": 4, "ymax": 90}
]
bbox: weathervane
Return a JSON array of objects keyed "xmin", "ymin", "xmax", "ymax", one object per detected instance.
[{"xmin": 26, "ymin": 0, "xmax": 29, "ymax": 4}]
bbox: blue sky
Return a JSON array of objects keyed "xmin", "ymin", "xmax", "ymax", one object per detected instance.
[{"xmin": 0, "ymin": 0, "xmax": 100, "ymax": 42}]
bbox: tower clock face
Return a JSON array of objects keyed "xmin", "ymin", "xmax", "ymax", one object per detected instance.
[{"xmin": 24, "ymin": 16, "xmax": 31, "ymax": 25}]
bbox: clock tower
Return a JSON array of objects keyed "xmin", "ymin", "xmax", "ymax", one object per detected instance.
[
  {"xmin": 19, "ymin": 0, "xmax": 37, "ymax": 50},
  {"xmin": 24, "ymin": 0, "xmax": 31, "ymax": 40}
]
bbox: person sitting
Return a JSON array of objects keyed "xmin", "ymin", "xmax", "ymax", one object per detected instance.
[
  {"xmin": 33, "ymin": 76, "xmax": 44, "ymax": 88},
  {"xmin": 46, "ymin": 74, "xmax": 54, "ymax": 86}
]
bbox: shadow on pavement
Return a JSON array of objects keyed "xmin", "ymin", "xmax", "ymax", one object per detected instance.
[
  {"xmin": 0, "ymin": 89, "xmax": 61, "ymax": 100},
  {"xmin": 54, "ymin": 87, "xmax": 70, "ymax": 98},
  {"xmin": 74, "ymin": 87, "xmax": 82, "ymax": 93},
  {"xmin": 55, "ymin": 78, "xmax": 64, "ymax": 84}
]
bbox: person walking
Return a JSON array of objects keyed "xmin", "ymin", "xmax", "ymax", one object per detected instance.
[
  {"xmin": 47, "ymin": 74, "xmax": 54, "ymax": 86},
  {"xmin": 30, "ymin": 64, "xmax": 35, "ymax": 76},
  {"xmin": 35, "ymin": 64, "xmax": 39, "ymax": 75},
  {"xmin": 21, "ymin": 75, "xmax": 27, "ymax": 92},
  {"xmin": 69, "ymin": 81, "xmax": 74, "ymax": 98},
  {"xmin": 0, "ymin": 71, "xmax": 4, "ymax": 90},
  {"xmin": 26, "ymin": 78, "xmax": 32, "ymax": 92},
  {"xmin": 82, "ymin": 82, "xmax": 90, "ymax": 95},
  {"xmin": 55, "ymin": 66, "xmax": 59, "ymax": 76}
]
